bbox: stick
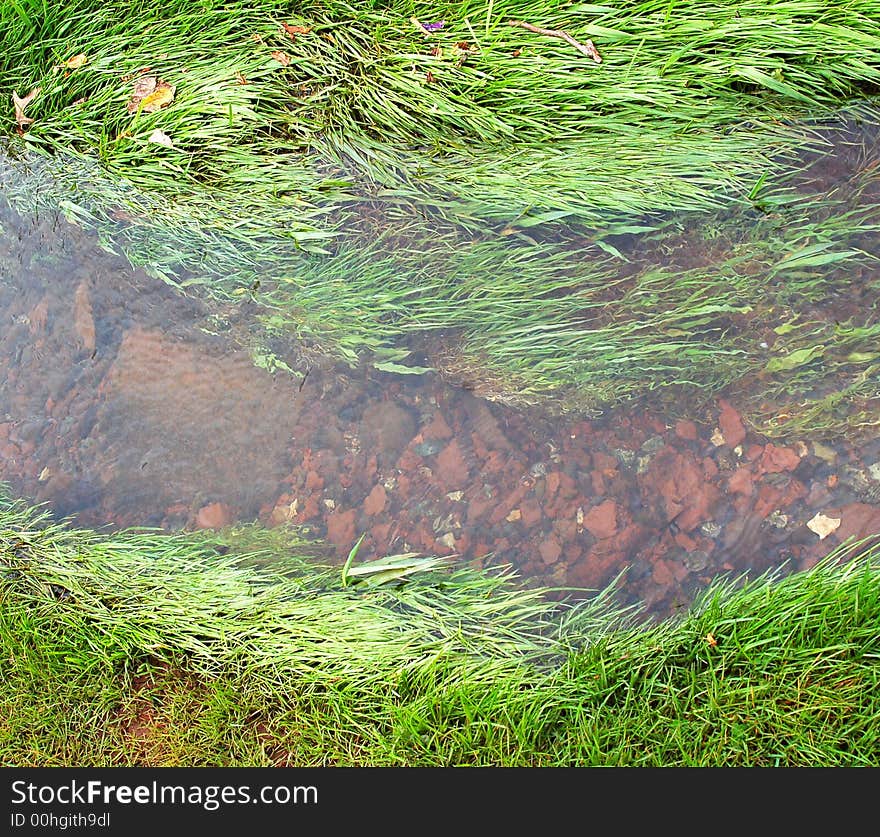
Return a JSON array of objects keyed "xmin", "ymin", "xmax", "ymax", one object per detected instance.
[{"xmin": 507, "ymin": 20, "xmax": 602, "ymax": 63}]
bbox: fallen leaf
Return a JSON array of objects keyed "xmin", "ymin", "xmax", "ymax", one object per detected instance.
[
  {"xmin": 12, "ymin": 87, "xmax": 41, "ymax": 129},
  {"xmin": 147, "ymin": 128, "xmax": 173, "ymax": 148},
  {"xmin": 235, "ymin": 71, "xmax": 248, "ymax": 85},
  {"xmin": 126, "ymin": 75, "xmax": 156, "ymax": 113},
  {"xmin": 271, "ymin": 50, "xmax": 291, "ymax": 66},
  {"xmin": 65, "ymin": 53, "xmax": 88, "ymax": 69},
  {"xmin": 705, "ymin": 633, "xmax": 717, "ymax": 647},
  {"xmin": 506, "ymin": 509, "xmax": 522, "ymax": 522},
  {"xmin": 282, "ymin": 23, "xmax": 311, "ymax": 38},
  {"xmin": 425, "ymin": 70, "xmax": 435, "ymax": 83},
  {"xmin": 710, "ymin": 427, "xmax": 725, "ymax": 446},
  {"xmin": 806, "ymin": 512, "xmax": 841, "ymax": 540},
  {"xmin": 138, "ymin": 81, "xmax": 175, "ymax": 113},
  {"xmin": 250, "ymin": 33, "xmax": 265, "ymax": 43}
]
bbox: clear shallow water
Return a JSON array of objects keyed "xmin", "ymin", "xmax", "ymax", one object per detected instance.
[{"xmin": 2, "ymin": 137, "xmax": 880, "ymax": 621}]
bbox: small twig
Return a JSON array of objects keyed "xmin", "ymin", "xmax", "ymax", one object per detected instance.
[{"xmin": 507, "ymin": 20, "xmax": 602, "ymax": 63}]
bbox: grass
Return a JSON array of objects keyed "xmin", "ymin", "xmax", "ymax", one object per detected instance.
[
  {"xmin": 3, "ymin": 1, "xmax": 880, "ymax": 434},
  {"xmin": 2, "ymin": 492, "xmax": 879, "ymax": 766}
]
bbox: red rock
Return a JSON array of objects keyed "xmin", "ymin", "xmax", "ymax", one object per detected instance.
[
  {"xmin": 833, "ymin": 503, "xmax": 880, "ymax": 542},
  {"xmin": 675, "ymin": 419, "xmax": 698, "ymax": 441},
  {"xmin": 396, "ymin": 448, "xmax": 423, "ymax": 472},
  {"xmin": 363, "ymin": 484, "xmax": 387, "ymax": 516},
  {"xmin": 519, "ymin": 498, "xmax": 543, "ymax": 529},
  {"xmin": 649, "ymin": 452, "xmax": 720, "ymax": 532},
  {"xmin": 702, "ymin": 457, "xmax": 719, "ymax": 478},
  {"xmin": 674, "ymin": 531, "xmax": 698, "ymax": 551},
  {"xmin": 545, "ymin": 471, "xmax": 561, "ymax": 501},
  {"xmin": 554, "ymin": 518, "xmax": 578, "ymax": 541},
  {"xmin": 590, "ymin": 471, "xmax": 606, "ymax": 495},
  {"xmin": 539, "ymin": 537, "xmax": 562, "ymax": 565},
  {"xmin": 299, "ymin": 495, "xmax": 319, "ymax": 522},
  {"xmin": 195, "ymin": 501, "xmax": 232, "ymax": 529},
  {"xmin": 746, "ymin": 444, "xmax": 764, "ymax": 462},
  {"xmin": 325, "ymin": 508, "xmax": 357, "ymax": 548},
  {"xmin": 728, "ymin": 467, "xmax": 754, "ymax": 496},
  {"xmin": 489, "ymin": 484, "xmax": 530, "ymax": 524},
  {"xmin": 582, "ymin": 499, "xmax": 618, "ymax": 539},
  {"xmin": 759, "ymin": 444, "xmax": 801, "ymax": 473},
  {"xmin": 435, "ymin": 440, "xmax": 470, "ymax": 489},
  {"xmin": 370, "ymin": 522, "xmax": 391, "ymax": 548},
  {"xmin": 651, "ymin": 559, "xmax": 675, "ymax": 587},
  {"xmin": 718, "ymin": 399, "xmax": 746, "ymax": 447},
  {"xmin": 562, "ymin": 542, "xmax": 583, "ymax": 562},
  {"xmin": 305, "ymin": 470, "xmax": 323, "ymax": 491},
  {"xmin": 423, "ymin": 412, "xmax": 454, "ymax": 441},
  {"xmin": 466, "ymin": 493, "xmax": 494, "ymax": 523},
  {"xmin": 592, "ymin": 451, "xmax": 618, "ymax": 473}
]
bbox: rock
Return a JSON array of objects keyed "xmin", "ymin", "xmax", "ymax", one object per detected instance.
[
  {"xmin": 519, "ymin": 498, "xmax": 543, "ymax": 529},
  {"xmin": 326, "ymin": 508, "xmax": 357, "ymax": 548},
  {"xmin": 727, "ymin": 467, "xmax": 754, "ymax": 496},
  {"xmin": 539, "ymin": 537, "xmax": 562, "ymax": 565},
  {"xmin": 582, "ymin": 499, "xmax": 618, "ymax": 539},
  {"xmin": 422, "ymin": 411, "xmax": 454, "ymax": 441},
  {"xmin": 833, "ymin": 503, "xmax": 880, "ymax": 542},
  {"xmin": 363, "ymin": 484, "xmax": 387, "ymax": 516},
  {"xmin": 718, "ymin": 399, "xmax": 746, "ymax": 447},
  {"xmin": 360, "ymin": 401, "xmax": 417, "ymax": 464},
  {"xmin": 675, "ymin": 419, "xmax": 698, "ymax": 441},
  {"xmin": 73, "ymin": 281, "xmax": 96, "ymax": 353},
  {"xmin": 195, "ymin": 501, "xmax": 232, "ymax": 529},
  {"xmin": 759, "ymin": 444, "xmax": 801, "ymax": 474},
  {"xmin": 648, "ymin": 451, "xmax": 720, "ymax": 533},
  {"xmin": 435, "ymin": 440, "xmax": 470, "ymax": 489}
]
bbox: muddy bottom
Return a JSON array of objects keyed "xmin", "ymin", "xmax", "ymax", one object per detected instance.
[{"xmin": 2, "ymin": 196, "xmax": 879, "ymax": 622}]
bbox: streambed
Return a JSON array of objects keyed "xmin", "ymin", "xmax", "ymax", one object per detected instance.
[{"xmin": 2, "ymin": 171, "xmax": 879, "ymax": 620}]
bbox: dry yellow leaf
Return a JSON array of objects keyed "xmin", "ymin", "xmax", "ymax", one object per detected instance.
[
  {"xmin": 65, "ymin": 53, "xmax": 88, "ymax": 69},
  {"xmin": 705, "ymin": 633, "xmax": 717, "ymax": 647},
  {"xmin": 138, "ymin": 82, "xmax": 175, "ymax": 112},
  {"xmin": 271, "ymin": 50, "xmax": 291, "ymax": 66},
  {"xmin": 12, "ymin": 87, "xmax": 40, "ymax": 129},
  {"xmin": 806, "ymin": 512, "xmax": 841, "ymax": 540}
]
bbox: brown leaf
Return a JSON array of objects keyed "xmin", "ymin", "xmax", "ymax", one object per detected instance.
[
  {"xmin": 126, "ymin": 75, "xmax": 156, "ymax": 112},
  {"xmin": 127, "ymin": 77, "xmax": 174, "ymax": 114},
  {"xmin": 235, "ymin": 71, "xmax": 248, "ymax": 85},
  {"xmin": 271, "ymin": 50, "xmax": 291, "ymax": 66},
  {"xmin": 282, "ymin": 23, "xmax": 311, "ymax": 38},
  {"xmin": 12, "ymin": 87, "xmax": 41, "ymax": 129},
  {"xmin": 65, "ymin": 53, "xmax": 88, "ymax": 69}
]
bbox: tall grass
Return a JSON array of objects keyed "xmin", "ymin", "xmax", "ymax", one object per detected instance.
[{"xmin": 1, "ymin": 492, "xmax": 879, "ymax": 765}]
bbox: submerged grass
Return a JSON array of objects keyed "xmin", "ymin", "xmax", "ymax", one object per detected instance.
[
  {"xmin": 3, "ymin": 1, "xmax": 880, "ymax": 432},
  {"xmin": 1, "ymin": 493, "xmax": 879, "ymax": 766}
]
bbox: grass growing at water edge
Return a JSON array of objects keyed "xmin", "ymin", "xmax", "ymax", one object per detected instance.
[{"xmin": 2, "ymin": 493, "xmax": 879, "ymax": 766}]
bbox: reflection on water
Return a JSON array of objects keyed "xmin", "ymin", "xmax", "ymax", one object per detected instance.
[{"xmin": 2, "ymin": 143, "xmax": 880, "ymax": 621}]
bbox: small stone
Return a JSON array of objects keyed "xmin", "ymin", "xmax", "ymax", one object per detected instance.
[
  {"xmin": 718, "ymin": 399, "xmax": 746, "ymax": 447},
  {"xmin": 505, "ymin": 508, "xmax": 522, "ymax": 522},
  {"xmin": 446, "ymin": 490, "xmax": 464, "ymax": 502},
  {"xmin": 195, "ymin": 501, "xmax": 232, "ymax": 529},
  {"xmin": 363, "ymin": 484, "xmax": 387, "ymax": 516},
  {"xmin": 710, "ymin": 428, "xmax": 725, "ymax": 447},
  {"xmin": 323, "ymin": 498, "xmax": 336, "ymax": 510},
  {"xmin": 437, "ymin": 532, "xmax": 456, "ymax": 550},
  {"xmin": 812, "ymin": 442, "xmax": 838, "ymax": 464}
]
